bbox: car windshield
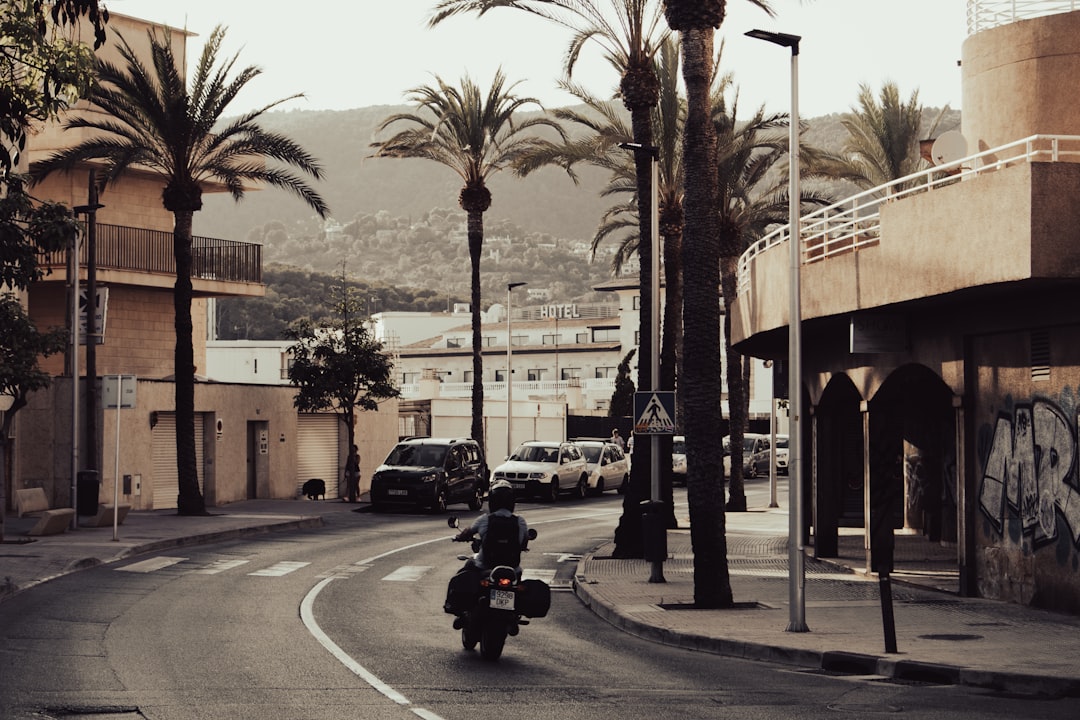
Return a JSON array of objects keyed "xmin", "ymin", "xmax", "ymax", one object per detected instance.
[
  {"xmin": 385, "ymin": 443, "xmax": 447, "ymax": 467},
  {"xmin": 513, "ymin": 445, "xmax": 559, "ymax": 463},
  {"xmin": 580, "ymin": 445, "xmax": 602, "ymax": 463},
  {"xmin": 673, "ymin": 440, "xmax": 686, "ymax": 454},
  {"xmin": 777, "ymin": 437, "xmax": 789, "ymax": 449}
]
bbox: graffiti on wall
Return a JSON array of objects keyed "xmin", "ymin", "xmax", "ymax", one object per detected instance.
[{"xmin": 979, "ymin": 398, "xmax": 1080, "ymax": 549}]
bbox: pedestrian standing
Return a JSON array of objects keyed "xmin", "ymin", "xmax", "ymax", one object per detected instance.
[
  {"xmin": 345, "ymin": 444, "xmax": 361, "ymax": 503},
  {"xmin": 611, "ymin": 428, "xmax": 626, "ymax": 452}
]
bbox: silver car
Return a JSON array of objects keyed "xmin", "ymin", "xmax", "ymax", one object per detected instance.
[
  {"xmin": 490, "ymin": 441, "xmax": 590, "ymax": 502},
  {"xmin": 574, "ymin": 439, "xmax": 629, "ymax": 495}
]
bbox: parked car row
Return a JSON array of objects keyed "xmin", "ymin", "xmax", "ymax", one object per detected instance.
[{"xmin": 368, "ymin": 436, "xmax": 630, "ymax": 512}]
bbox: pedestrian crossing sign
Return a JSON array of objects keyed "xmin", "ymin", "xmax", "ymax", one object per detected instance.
[{"xmin": 633, "ymin": 391, "xmax": 676, "ymax": 435}]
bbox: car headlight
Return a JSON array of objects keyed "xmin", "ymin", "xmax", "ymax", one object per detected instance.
[
  {"xmin": 527, "ymin": 472, "xmax": 549, "ymax": 480},
  {"xmin": 420, "ymin": 473, "xmax": 438, "ymax": 483}
]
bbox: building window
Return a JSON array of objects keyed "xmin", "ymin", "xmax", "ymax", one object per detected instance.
[
  {"xmin": 527, "ymin": 368, "xmax": 547, "ymax": 381},
  {"xmin": 482, "ymin": 336, "xmax": 496, "ymax": 347},
  {"xmin": 634, "ymin": 330, "xmax": 640, "ymax": 346},
  {"xmin": 511, "ymin": 334, "xmax": 528, "ymax": 347},
  {"xmin": 463, "ymin": 370, "xmax": 473, "ymax": 383},
  {"xmin": 595, "ymin": 366, "xmax": 617, "ymax": 379},
  {"xmin": 494, "ymin": 369, "xmax": 507, "ymax": 382},
  {"xmin": 542, "ymin": 333, "xmax": 561, "ymax": 345},
  {"xmin": 402, "ymin": 372, "xmax": 419, "ymax": 384},
  {"xmin": 592, "ymin": 328, "xmax": 618, "ymax": 342},
  {"xmin": 632, "ymin": 295, "xmax": 640, "ymax": 310},
  {"xmin": 446, "ymin": 337, "xmax": 463, "ymax": 348},
  {"xmin": 575, "ymin": 332, "xmax": 588, "ymax": 344},
  {"xmin": 561, "ymin": 367, "xmax": 581, "ymax": 380}
]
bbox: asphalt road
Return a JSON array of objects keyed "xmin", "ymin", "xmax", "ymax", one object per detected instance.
[{"xmin": 0, "ymin": 491, "xmax": 1074, "ymax": 719}]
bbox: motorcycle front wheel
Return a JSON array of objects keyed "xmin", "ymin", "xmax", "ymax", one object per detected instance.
[{"xmin": 479, "ymin": 622, "xmax": 507, "ymax": 661}]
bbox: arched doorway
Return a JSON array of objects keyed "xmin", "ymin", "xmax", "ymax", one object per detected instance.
[
  {"xmin": 870, "ymin": 364, "xmax": 956, "ymax": 545},
  {"xmin": 814, "ymin": 374, "xmax": 864, "ymax": 558}
]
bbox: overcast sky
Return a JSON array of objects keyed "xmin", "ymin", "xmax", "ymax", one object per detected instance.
[{"xmin": 108, "ymin": 1, "xmax": 968, "ymax": 119}]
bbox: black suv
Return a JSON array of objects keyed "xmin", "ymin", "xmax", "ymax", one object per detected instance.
[{"xmin": 370, "ymin": 437, "xmax": 488, "ymax": 513}]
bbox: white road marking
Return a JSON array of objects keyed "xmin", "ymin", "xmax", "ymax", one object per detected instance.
[
  {"xmin": 116, "ymin": 556, "xmax": 187, "ymax": 573},
  {"xmin": 191, "ymin": 559, "xmax": 249, "ymax": 575},
  {"xmin": 521, "ymin": 569, "xmax": 555, "ymax": 583},
  {"xmin": 248, "ymin": 561, "xmax": 310, "ymax": 577},
  {"xmin": 381, "ymin": 566, "xmax": 432, "ymax": 582}
]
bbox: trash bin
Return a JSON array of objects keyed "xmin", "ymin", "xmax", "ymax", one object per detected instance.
[
  {"xmin": 640, "ymin": 499, "xmax": 668, "ymax": 563},
  {"xmin": 77, "ymin": 470, "xmax": 100, "ymax": 516}
]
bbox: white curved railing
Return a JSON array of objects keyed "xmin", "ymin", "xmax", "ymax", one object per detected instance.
[
  {"xmin": 967, "ymin": 1, "xmax": 1080, "ymax": 35},
  {"xmin": 736, "ymin": 134, "xmax": 1080, "ymax": 298}
]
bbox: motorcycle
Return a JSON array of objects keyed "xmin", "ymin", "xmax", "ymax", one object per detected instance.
[{"xmin": 445, "ymin": 517, "xmax": 550, "ymax": 661}]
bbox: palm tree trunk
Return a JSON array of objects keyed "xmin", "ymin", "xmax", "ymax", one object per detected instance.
[
  {"xmin": 612, "ymin": 102, "xmax": 657, "ymax": 558},
  {"xmin": 680, "ymin": 25, "xmax": 733, "ymax": 608},
  {"xmin": 660, "ymin": 228, "xmax": 683, "ymax": 528},
  {"xmin": 467, "ymin": 209, "xmax": 485, "ymax": 456},
  {"xmin": 721, "ymin": 254, "xmax": 747, "ymax": 511},
  {"xmin": 173, "ymin": 209, "xmax": 206, "ymax": 515}
]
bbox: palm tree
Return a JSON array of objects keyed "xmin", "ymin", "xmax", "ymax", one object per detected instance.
[
  {"xmin": 713, "ymin": 88, "xmax": 834, "ymax": 513},
  {"xmin": 661, "ymin": 0, "xmax": 774, "ymax": 607},
  {"xmin": 33, "ymin": 26, "xmax": 328, "ymax": 515},
  {"xmin": 430, "ymin": 1, "xmax": 669, "ymax": 556},
  {"xmin": 835, "ymin": 81, "xmax": 946, "ymax": 192},
  {"xmin": 369, "ymin": 70, "xmax": 566, "ymax": 457}
]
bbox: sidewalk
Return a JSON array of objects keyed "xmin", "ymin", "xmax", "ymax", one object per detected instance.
[{"xmin": 2, "ymin": 496, "xmax": 1079, "ymax": 698}]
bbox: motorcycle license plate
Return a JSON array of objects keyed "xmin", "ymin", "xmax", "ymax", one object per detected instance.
[{"xmin": 490, "ymin": 589, "xmax": 515, "ymax": 611}]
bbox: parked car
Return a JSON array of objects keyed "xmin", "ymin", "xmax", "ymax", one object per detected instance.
[
  {"xmin": 370, "ymin": 437, "xmax": 487, "ymax": 513},
  {"xmin": 747, "ymin": 434, "xmax": 788, "ymax": 477},
  {"xmin": 573, "ymin": 438, "xmax": 629, "ymax": 495},
  {"xmin": 490, "ymin": 440, "xmax": 589, "ymax": 501},
  {"xmin": 722, "ymin": 433, "xmax": 770, "ymax": 477},
  {"xmin": 672, "ymin": 435, "xmax": 686, "ymax": 484}
]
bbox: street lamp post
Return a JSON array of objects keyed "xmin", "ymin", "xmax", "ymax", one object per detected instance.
[
  {"xmin": 506, "ymin": 282, "xmax": 526, "ymax": 459},
  {"xmin": 745, "ymin": 28, "xmax": 807, "ymax": 632},
  {"xmin": 620, "ymin": 141, "xmax": 664, "ymax": 584}
]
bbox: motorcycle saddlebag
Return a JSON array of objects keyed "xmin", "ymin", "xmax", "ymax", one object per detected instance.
[
  {"xmin": 444, "ymin": 568, "xmax": 481, "ymax": 614},
  {"xmin": 518, "ymin": 579, "xmax": 551, "ymax": 618}
]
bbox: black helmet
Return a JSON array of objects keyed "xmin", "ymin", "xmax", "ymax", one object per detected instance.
[{"xmin": 488, "ymin": 479, "xmax": 515, "ymax": 513}]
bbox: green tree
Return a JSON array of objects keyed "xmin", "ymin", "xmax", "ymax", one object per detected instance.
[
  {"xmin": 285, "ymin": 274, "xmax": 400, "ymax": 477},
  {"xmin": 608, "ymin": 348, "xmax": 637, "ymax": 418},
  {"xmin": 0, "ymin": 294, "xmax": 67, "ymax": 541},
  {"xmin": 432, "ymin": 0, "xmax": 671, "ymax": 558},
  {"xmin": 370, "ymin": 69, "xmax": 564, "ymax": 458},
  {"xmin": 33, "ymin": 26, "xmax": 328, "ymax": 515}
]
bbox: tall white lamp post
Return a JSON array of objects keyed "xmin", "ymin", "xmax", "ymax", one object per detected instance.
[
  {"xmin": 506, "ymin": 282, "xmax": 526, "ymax": 459},
  {"xmin": 746, "ymin": 28, "xmax": 807, "ymax": 632}
]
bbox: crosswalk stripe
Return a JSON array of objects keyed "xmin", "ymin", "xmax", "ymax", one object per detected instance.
[
  {"xmin": 381, "ymin": 566, "xmax": 431, "ymax": 582},
  {"xmin": 248, "ymin": 561, "xmax": 311, "ymax": 577},
  {"xmin": 191, "ymin": 559, "xmax": 250, "ymax": 575},
  {"xmin": 116, "ymin": 556, "xmax": 187, "ymax": 573}
]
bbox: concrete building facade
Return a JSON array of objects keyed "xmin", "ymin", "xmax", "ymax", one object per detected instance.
[{"xmin": 731, "ymin": 4, "xmax": 1080, "ymax": 613}]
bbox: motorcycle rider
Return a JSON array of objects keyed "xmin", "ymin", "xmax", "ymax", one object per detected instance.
[{"xmin": 444, "ymin": 480, "xmax": 530, "ymax": 622}]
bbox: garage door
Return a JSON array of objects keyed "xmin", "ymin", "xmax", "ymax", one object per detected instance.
[
  {"xmin": 151, "ymin": 412, "xmax": 205, "ymax": 510},
  {"xmin": 297, "ymin": 414, "xmax": 341, "ymax": 500}
]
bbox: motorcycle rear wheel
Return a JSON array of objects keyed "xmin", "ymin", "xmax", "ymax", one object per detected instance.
[{"xmin": 479, "ymin": 623, "xmax": 507, "ymax": 661}]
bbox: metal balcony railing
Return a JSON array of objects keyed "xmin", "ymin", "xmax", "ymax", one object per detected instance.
[
  {"xmin": 42, "ymin": 222, "xmax": 262, "ymax": 284},
  {"xmin": 736, "ymin": 134, "xmax": 1080, "ymax": 297},
  {"xmin": 967, "ymin": 1, "xmax": 1080, "ymax": 35}
]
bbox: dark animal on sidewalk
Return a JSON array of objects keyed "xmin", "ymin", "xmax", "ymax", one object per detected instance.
[{"xmin": 302, "ymin": 478, "xmax": 326, "ymax": 500}]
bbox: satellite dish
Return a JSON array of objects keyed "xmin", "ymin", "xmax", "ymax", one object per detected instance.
[{"xmin": 931, "ymin": 130, "xmax": 968, "ymax": 166}]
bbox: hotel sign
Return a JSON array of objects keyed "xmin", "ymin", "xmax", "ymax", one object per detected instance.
[{"xmin": 538, "ymin": 303, "xmax": 581, "ymax": 319}]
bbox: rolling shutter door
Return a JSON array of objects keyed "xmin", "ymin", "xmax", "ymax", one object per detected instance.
[
  {"xmin": 151, "ymin": 413, "xmax": 205, "ymax": 510},
  {"xmin": 297, "ymin": 414, "xmax": 340, "ymax": 499}
]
